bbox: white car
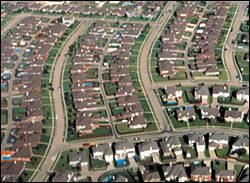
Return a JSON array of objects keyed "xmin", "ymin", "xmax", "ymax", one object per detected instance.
[
  {"xmin": 58, "ymin": 87, "xmax": 61, "ymax": 93},
  {"xmin": 55, "ymin": 114, "xmax": 58, "ymax": 119}
]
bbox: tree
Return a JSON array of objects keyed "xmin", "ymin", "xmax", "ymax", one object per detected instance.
[{"xmin": 235, "ymin": 148, "xmax": 246, "ymax": 157}]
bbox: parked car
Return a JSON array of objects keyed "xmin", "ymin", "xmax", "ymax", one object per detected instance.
[{"xmin": 82, "ymin": 143, "xmax": 90, "ymax": 147}]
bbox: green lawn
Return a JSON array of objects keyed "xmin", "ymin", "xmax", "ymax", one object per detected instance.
[
  {"xmin": 216, "ymin": 146, "xmax": 229, "ymax": 157},
  {"xmin": 234, "ymin": 164, "xmax": 244, "ymax": 178},
  {"xmin": 1, "ymin": 109, "xmax": 8, "ymax": 124},
  {"xmin": 212, "ymin": 160, "xmax": 227, "ymax": 170},
  {"xmin": 32, "ymin": 144, "xmax": 48, "ymax": 156},
  {"xmin": 54, "ymin": 150, "xmax": 81, "ymax": 172},
  {"xmin": 18, "ymin": 170, "xmax": 34, "ymax": 182},
  {"xmin": 90, "ymin": 158, "xmax": 107, "ymax": 171},
  {"xmin": 25, "ymin": 156, "xmax": 42, "ymax": 169},
  {"xmin": 232, "ymin": 120, "xmax": 249, "ymax": 131},
  {"xmin": 116, "ymin": 124, "xmax": 142, "ymax": 134},
  {"xmin": 182, "ymin": 146, "xmax": 197, "ymax": 159},
  {"xmin": 12, "ymin": 97, "xmax": 23, "ymax": 106},
  {"xmin": 85, "ymin": 127, "xmax": 111, "ymax": 137}
]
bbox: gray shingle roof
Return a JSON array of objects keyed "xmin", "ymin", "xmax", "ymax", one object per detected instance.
[{"xmin": 163, "ymin": 165, "xmax": 188, "ymax": 178}]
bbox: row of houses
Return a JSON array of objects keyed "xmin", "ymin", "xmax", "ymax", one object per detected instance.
[
  {"xmin": 175, "ymin": 106, "xmax": 248, "ymax": 123},
  {"xmin": 158, "ymin": 1, "xmax": 200, "ymax": 78},
  {"xmin": 70, "ymin": 20, "xmax": 112, "ymax": 137},
  {"xmin": 105, "ymin": 22, "xmax": 149, "ymax": 129},
  {"xmin": 3, "ymin": 1, "xmax": 166, "ymax": 20},
  {"xmin": 1, "ymin": 17, "xmax": 69, "ymax": 182},
  {"xmin": 164, "ymin": 84, "xmax": 249, "ymax": 104},
  {"xmin": 62, "ymin": 133, "xmax": 248, "ymax": 182},
  {"xmin": 193, "ymin": 2, "xmax": 231, "ymax": 76}
]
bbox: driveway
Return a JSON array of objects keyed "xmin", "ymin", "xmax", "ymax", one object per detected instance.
[
  {"xmin": 176, "ymin": 154, "xmax": 184, "ymax": 162},
  {"xmin": 209, "ymin": 150, "xmax": 217, "ymax": 159},
  {"xmin": 203, "ymin": 159, "xmax": 211, "ymax": 167},
  {"xmin": 227, "ymin": 161, "xmax": 236, "ymax": 170},
  {"xmin": 152, "ymin": 154, "xmax": 162, "ymax": 164},
  {"xmin": 197, "ymin": 151, "xmax": 206, "ymax": 159},
  {"xmin": 128, "ymin": 156, "xmax": 138, "ymax": 168}
]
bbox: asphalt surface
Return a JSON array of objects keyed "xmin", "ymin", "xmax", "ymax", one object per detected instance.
[
  {"xmin": 32, "ymin": 21, "xmax": 90, "ymax": 182},
  {"xmin": 139, "ymin": 1, "xmax": 179, "ymax": 132}
]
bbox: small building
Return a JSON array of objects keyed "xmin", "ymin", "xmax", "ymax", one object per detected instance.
[
  {"xmin": 188, "ymin": 134, "xmax": 205, "ymax": 152},
  {"xmin": 236, "ymin": 87, "xmax": 249, "ymax": 102},
  {"xmin": 212, "ymin": 85, "xmax": 230, "ymax": 98},
  {"xmin": 209, "ymin": 133, "xmax": 228, "ymax": 148},
  {"xmin": 177, "ymin": 108, "xmax": 196, "ymax": 122},
  {"xmin": 194, "ymin": 85, "xmax": 209, "ymax": 104},
  {"xmin": 232, "ymin": 136, "xmax": 249, "ymax": 154},
  {"xmin": 224, "ymin": 110, "xmax": 244, "ymax": 123},
  {"xmin": 142, "ymin": 170, "xmax": 161, "ymax": 182},
  {"xmin": 92, "ymin": 143, "xmax": 113, "ymax": 163},
  {"xmin": 114, "ymin": 141, "xmax": 135, "ymax": 160},
  {"xmin": 191, "ymin": 167, "xmax": 211, "ymax": 182},
  {"xmin": 138, "ymin": 141, "xmax": 160, "ymax": 159},
  {"xmin": 162, "ymin": 165, "xmax": 189, "ymax": 182},
  {"xmin": 201, "ymin": 107, "xmax": 220, "ymax": 120},
  {"xmin": 68, "ymin": 151, "xmax": 89, "ymax": 166},
  {"xmin": 215, "ymin": 170, "xmax": 236, "ymax": 182}
]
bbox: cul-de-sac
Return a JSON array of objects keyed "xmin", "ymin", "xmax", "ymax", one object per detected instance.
[{"xmin": 1, "ymin": 1, "xmax": 249, "ymax": 182}]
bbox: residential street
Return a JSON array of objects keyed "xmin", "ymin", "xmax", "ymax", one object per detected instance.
[
  {"xmin": 225, "ymin": 2, "xmax": 249, "ymax": 82},
  {"xmin": 32, "ymin": 21, "xmax": 90, "ymax": 182},
  {"xmin": 139, "ymin": 1, "xmax": 178, "ymax": 132}
]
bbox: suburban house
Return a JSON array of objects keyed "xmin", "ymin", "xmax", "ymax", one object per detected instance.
[
  {"xmin": 188, "ymin": 133, "xmax": 206, "ymax": 152},
  {"xmin": 212, "ymin": 85, "xmax": 230, "ymax": 98},
  {"xmin": 91, "ymin": 143, "xmax": 114, "ymax": 163},
  {"xmin": 1, "ymin": 161, "xmax": 25, "ymax": 182},
  {"xmin": 114, "ymin": 141, "xmax": 136, "ymax": 160},
  {"xmin": 51, "ymin": 171, "xmax": 76, "ymax": 182},
  {"xmin": 129, "ymin": 115, "xmax": 147, "ymax": 129},
  {"xmin": 162, "ymin": 165, "xmax": 189, "ymax": 182},
  {"xmin": 164, "ymin": 86, "xmax": 182, "ymax": 100},
  {"xmin": 215, "ymin": 170, "xmax": 236, "ymax": 182},
  {"xmin": 224, "ymin": 109, "xmax": 244, "ymax": 123},
  {"xmin": 194, "ymin": 85, "xmax": 209, "ymax": 104},
  {"xmin": 232, "ymin": 136, "xmax": 249, "ymax": 154},
  {"xmin": 236, "ymin": 87, "xmax": 249, "ymax": 102},
  {"xmin": 68, "ymin": 151, "xmax": 89, "ymax": 166},
  {"xmin": 10, "ymin": 147, "xmax": 32, "ymax": 162},
  {"xmin": 138, "ymin": 141, "xmax": 160, "ymax": 159},
  {"xmin": 209, "ymin": 133, "xmax": 228, "ymax": 148},
  {"xmin": 142, "ymin": 171, "xmax": 161, "ymax": 182},
  {"xmin": 191, "ymin": 167, "xmax": 211, "ymax": 182},
  {"xmin": 177, "ymin": 108, "xmax": 196, "ymax": 122},
  {"xmin": 201, "ymin": 107, "xmax": 220, "ymax": 120}
]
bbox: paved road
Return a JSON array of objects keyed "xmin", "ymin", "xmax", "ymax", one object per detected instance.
[
  {"xmin": 32, "ymin": 21, "xmax": 90, "ymax": 182},
  {"xmin": 225, "ymin": 2, "xmax": 249, "ymax": 82},
  {"xmin": 139, "ymin": 1, "xmax": 179, "ymax": 132}
]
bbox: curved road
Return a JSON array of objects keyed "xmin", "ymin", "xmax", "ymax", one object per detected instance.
[
  {"xmin": 139, "ymin": 1, "xmax": 179, "ymax": 132},
  {"xmin": 32, "ymin": 21, "xmax": 90, "ymax": 182}
]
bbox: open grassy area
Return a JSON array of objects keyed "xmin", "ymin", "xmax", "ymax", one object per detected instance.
[
  {"xmin": 232, "ymin": 120, "xmax": 249, "ymax": 131},
  {"xmin": 182, "ymin": 146, "xmax": 197, "ymax": 159},
  {"xmin": 1, "ymin": 109, "xmax": 8, "ymax": 124},
  {"xmin": 54, "ymin": 150, "xmax": 81, "ymax": 172},
  {"xmin": 216, "ymin": 146, "xmax": 229, "ymax": 157},
  {"xmin": 90, "ymin": 158, "xmax": 107, "ymax": 171},
  {"xmin": 212, "ymin": 160, "xmax": 227, "ymax": 170},
  {"xmin": 234, "ymin": 164, "xmax": 244, "ymax": 178},
  {"xmin": 18, "ymin": 170, "xmax": 34, "ymax": 182}
]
